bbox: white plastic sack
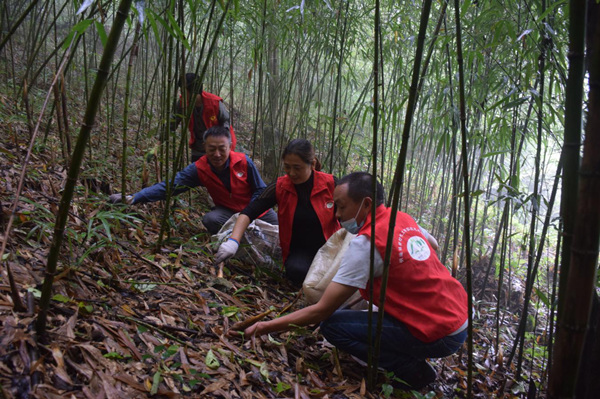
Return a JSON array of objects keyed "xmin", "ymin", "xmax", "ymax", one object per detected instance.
[
  {"xmin": 212, "ymin": 213, "xmax": 282, "ymax": 269},
  {"xmin": 303, "ymin": 228, "xmax": 363, "ymax": 308}
]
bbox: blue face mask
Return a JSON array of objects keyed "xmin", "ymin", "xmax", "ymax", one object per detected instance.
[{"xmin": 341, "ymin": 198, "xmax": 366, "ymax": 234}]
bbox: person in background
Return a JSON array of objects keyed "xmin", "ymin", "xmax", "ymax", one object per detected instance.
[
  {"xmin": 109, "ymin": 126, "xmax": 277, "ymax": 234},
  {"xmin": 236, "ymin": 172, "xmax": 467, "ymax": 390},
  {"xmin": 172, "ymin": 72, "xmax": 236, "ymax": 162},
  {"xmin": 215, "ymin": 139, "xmax": 340, "ymax": 286}
]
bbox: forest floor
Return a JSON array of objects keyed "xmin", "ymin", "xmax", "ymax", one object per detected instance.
[{"xmin": 0, "ymin": 108, "xmax": 548, "ymax": 398}]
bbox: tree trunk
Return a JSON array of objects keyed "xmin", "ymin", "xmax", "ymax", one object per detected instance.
[
  {"xmin": 576, "ymin": 294, "xmax": 600, "ymax": 399},
  {"xmin": 549, "ymin": 0, "xmax": 600, "ymax": 393}
]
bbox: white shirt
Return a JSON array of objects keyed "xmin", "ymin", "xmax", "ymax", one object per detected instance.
[{"xmin": 332, "ymin": 225, "xmax": 433, "ymax": 289}]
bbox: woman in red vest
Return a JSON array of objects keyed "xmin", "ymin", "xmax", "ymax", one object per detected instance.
[
  {"xmin": 215, "ymin": 139, "xmax": 340, "ymax": 286},
  {"xmin": 233, "ymin": 172, "xmax": 468, "ymax": 390}
]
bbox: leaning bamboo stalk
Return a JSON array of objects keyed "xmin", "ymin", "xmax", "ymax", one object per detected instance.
[
  {"xmin": 35, "ymin": 0, "xmax": 134, "ymax": 338},
  {"xmin": 514, "ymin": 0, "xmax": 549, "ymax": 377},
  {"xmin": 0, "ymin": 0, "xmax": 40, "ymax": 53},
  {"xmin": 157, "ymin": 0, "xmax": 230, "ymax": 249},
  {"xmin": 453, "ymin": 0, "xmax": 474, "ymax": 396},
  {"xmin": 59, "ymin": 75, "xmax": 71, "ymax": 155},
  {"xmin": 369, "ymin": 0, "xmax": 434, "ymax": 389},
  {"xmin": 0, "ymin": 37, "xmax": 77, "ymax": 313},
  {"xmin": 417, "ymin": 1, "xmax": 449, "ymax": 96}
]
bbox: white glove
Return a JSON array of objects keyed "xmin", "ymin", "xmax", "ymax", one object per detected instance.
[
  {"xmin": 109, "ymin": 193, "xmax": 133, "ymax": 204},
  {"xmin": 215, "ymin": 238, "xmax": 239, "ymax": 264}
]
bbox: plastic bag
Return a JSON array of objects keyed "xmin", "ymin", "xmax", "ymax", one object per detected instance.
[
  {"xmin": 303, "ymin": 228, "xmax": 363, "ymax": 307},
  {"xmin": 212, "ymin": 213, "xmax": 282, "ymax": 270}
]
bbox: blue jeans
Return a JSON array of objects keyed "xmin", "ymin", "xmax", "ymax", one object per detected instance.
[{"xmin": 320, "ymin": 310, "xmax": 466, "ymax": 376}]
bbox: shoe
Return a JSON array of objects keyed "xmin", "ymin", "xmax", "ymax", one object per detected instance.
[{"xmin": 391, "ymin": 360, "xmax": 436, "ymax": 390}]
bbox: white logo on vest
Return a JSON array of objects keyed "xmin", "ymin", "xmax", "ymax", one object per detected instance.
[{"xmin": 406, "ymin": 236, "xmax": 431, "ymax": 261}]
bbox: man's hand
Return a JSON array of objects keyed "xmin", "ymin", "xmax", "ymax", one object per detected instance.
[
  {"xmin": 109, "ymin": 193, "xmax": 133, "ymax": 204},
  {"xmin": 215, "ymin": 238, "xmax": 239, "ymax": 263},
  {"xmin": 244, "ymin": 322, "xmax": 261, "ymax": 337}
]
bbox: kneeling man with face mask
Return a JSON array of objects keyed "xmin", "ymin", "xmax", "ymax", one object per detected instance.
[{"xmin": 236, "ymin": 172, "xmax": 468, "ymax": 391}]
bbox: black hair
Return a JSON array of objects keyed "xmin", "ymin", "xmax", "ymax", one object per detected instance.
[
  {"xmin": 282, "ymin": 139, "xmax": 322, "ymax": 171},
  {"xmin": 203, "ymin": 125, "xmax": 231, "ymax": 143},
  {"xmin": 178, "ymin": 72, "xmax": 202, "ymax": 94},
  {"xmin": 338, "ymin": 172, "xmax": 385, "ymax": 206}
]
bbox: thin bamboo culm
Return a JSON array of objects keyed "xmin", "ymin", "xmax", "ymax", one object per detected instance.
[{"xmin": 35, "ymin": 0, "xmax": 134, "ymax": 338}]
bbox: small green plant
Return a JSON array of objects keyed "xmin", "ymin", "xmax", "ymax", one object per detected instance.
[
  {"xmin": 154, "ymin": 344, "xmax": 180, "ymax": 360},
  {"xmin": 410, "ymin": 390, "xmax": 437, "ymax": 399},
  {"xmin": 205, "ymin": 349, "xmax": 220, "ymax": 370},
  {"xmin": 380, "ymin": 383, "xmax": 393, "ymax": 398},
  {"xmin": 220, "ymin": 305, "xmax": 240, "ymax": 318},
  {"xmin": 274, "ymin": 381, "xmax": 291, "ymax": 394}
]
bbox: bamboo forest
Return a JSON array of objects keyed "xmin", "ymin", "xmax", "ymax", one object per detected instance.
[{"xmin": 0, "ymin": 0, "xmax": 598, "ymax": 397}]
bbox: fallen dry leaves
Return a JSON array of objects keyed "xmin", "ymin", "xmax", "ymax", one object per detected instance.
[{"xmin": 0, "ymin": 138, "xmax": 548, "ymax": 398}]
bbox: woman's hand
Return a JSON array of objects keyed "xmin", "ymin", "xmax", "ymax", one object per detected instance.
[{"xmin": 215, "ymin": 238, "xmax": 239, "ymax": 263}]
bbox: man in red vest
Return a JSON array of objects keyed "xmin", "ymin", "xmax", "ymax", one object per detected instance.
[
  {"xmin": 171, "ymin": 73, "xmax": 237, "ymax": 162},
  {"xmin": 237, "ymin": 172, "xmax": 467, "ymax": 390},
  {"xmin": 109, "ymin": 126, "xmax": 276, "ymax": 234}
]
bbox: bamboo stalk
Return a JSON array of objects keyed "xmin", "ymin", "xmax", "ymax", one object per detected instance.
[
  {"xmin": 556, "ymin": 0, "xmax": 587, "ymax": 319},
  {"xmin": 550, "ymin": 1, "xmax": 599, "ymax": 395},
  {"xmin": 35, "ymin": 0, "xmax": 134, "ymax": 338},
  {"xmin": 0, "ymin": 36, "xmax": 78, "ymax": 313},
  {"xmin": 515, "ymin": 0, "xmax": 549, "ymax": 377},
  {"xmin": 369, "ymin": 0, "xmax": 434, "ymax": 389},
  {"xmin": 452, "ymin": 0, "xmax": 474, "ymax": 396},
  {"xmin": 366, "ymin": 0, "xmax": 381, "ymax": 388},
  {"xmin": 121, "ymin": 22, "xmax": 141, "ymax": 202},
  {"xmin": 0, "ymin": 0, "xmax": 39, "ymax": 53}
]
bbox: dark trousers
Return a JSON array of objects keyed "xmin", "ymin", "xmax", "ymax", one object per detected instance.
[
  {"xmin": 284, "ymin": 249, "xmax": 318, "ymax": 287},
  {"xmin": 202, "ymin": 206, "xmax": 278, "ymax": 234},
  {"xmin": 320, "ymin": 310, "xmax": 466, "ymax": 377}
]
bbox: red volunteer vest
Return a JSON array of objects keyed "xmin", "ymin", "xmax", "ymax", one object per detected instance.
[
  {"xmin": 195, "ymin": 151, "xmax": 250, "ymax": 212},
  {"xmin": 187, "ymin": 91, "xmax": 237, "ymax": 150},
  {"xmin": 358, "ymin": 205, "xmax": 468, "ymax": 343},
  {"xmin": 275, "ymin": 171, "xmax": 340, "ymax": 262}
]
